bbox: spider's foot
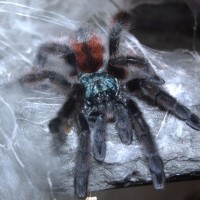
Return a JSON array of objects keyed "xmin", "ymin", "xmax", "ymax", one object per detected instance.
[
  {"xmin": 49, "ymin": 117, "xmax": 66, "ymax": 137},
  {"xmin": 19, "ymin": 74, "xmax": 38, "ymax": 84},
  {"xmin": 118, "ymin": 129, "xmax": 133, "ymax": 145},
  {"xmin": 75, "ymin": 185, "xmax": 87, "ymax": 198},
  {"xmin": 93, "ymin": 143, "xmax": 106, "ymax": 163},
  {"xmin": 185, "ymin": 114, "xmax": 200, "ymax": 131},
  {"xmin": 74, "ymin": 170, "xmax": 88, "ymax": 198},
  {"xmin": 152, "ymin": 170, "xmax": 165, "ymax": 190},
  {"xmin": 149, "ymin": 76, "xmax": 165, "ymax": 85},
  {"xmin": 109, "ymin": 171, "xmax": 140, "ymax": 187},
  {"xmin": 51, "ymin": 135, "xmax": 66, "ymax": 153},
  {"xmin": 49, "ymin": 117, "xmax": 62, "ymax": 133},
  {"xmin": 149, "ymin": 154, "xmax": 165, "ymax": 190}
]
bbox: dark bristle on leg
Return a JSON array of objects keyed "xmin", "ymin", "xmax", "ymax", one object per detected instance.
[
  {"xmin": 107, "ymin": 64, "xmax": 127, "ymax": 79},
  {"xmin": 19, "ymin": 70, "xmax": 71, "ymax": 88},
  {"xmin": 49, "ymin": 84, "xmax": 85, "ymax": 136},
  {"xmin": 126, "ymin": 99, "xmax": 165, "ymax": 189},
  {"xmin": 108, "ymin": 23, "xmax": 123, "ymax": 57},
  {"xmin": 126, "ymin": 79, "xmax": 200, "ymax": 130},
  {"xmin": 114, "ymin": 102, "xmax": 133, "ymax": 144},
  {"xmin": 90, "ymin": 113, "xmax": 106, "ymax": 163},
  {"xmin": 109, "ymin": 56, "xmax": 164, "ymax": 84},
  {"xmin": 74, "ymin": 113, "xmax": 91, "ymax": 198},
  {"xmin": 109, "ymin": 11, "xmax": 131, "ymax": 57},
  {"xmin": 107, "ymin": 23, "xmax": 126, "ymax": 78},
  {"xmin": 112, "ymin": 11, "xmax": 131, "ymax": 28},
  {"xmin": 35, "ymin": 42, "xmax": 77, "ymax": 75},
  {"xmin": 125, "ymin": 78, "xmax": 143, "ymax": 91}
]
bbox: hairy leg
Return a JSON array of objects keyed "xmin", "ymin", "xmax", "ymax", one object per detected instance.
[
  {"xmin": 35, "ymin": 41, "xmax": 77, "ymax": 75},
  {"xmin": 19, "ymin": 70, "xmax": 71, "ymax": 89},
  {"xmin": 114, "ymin": 102, "xmax": 133, "ymax": 144},
  {"xmin": 108, "ymin": 56, "xmax": 164, "ymax": 84},
  {"xmin": 126, "ymin": 99, "xmax": 165, "ymax": 189},
  {"xmin": 49, "ymin": 84, "xmax": 85, "ymax": 136},
  {"xmin": 126, "ymin": 79, "xmax": 200, "ymax": 130},
  {"xmin": 88, "ymin": 111, "xmax": 106, "ymax": 163},
  {"xmin": 108, "ymin": 12, "xmax": 131, "ymax": 79},
  {"xmin": 108, "ymin": 11, "xmax": 131, "ymax": 57},
  {"xmin": 108, "ymin": 23, "xmax": 123, "ymax": 57},
  {"xmin": 74, "ymin": 113, "xmax": 91, "ymax": 198}
]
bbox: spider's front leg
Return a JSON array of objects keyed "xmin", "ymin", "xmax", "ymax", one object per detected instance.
[
  {"xmin": 75, "ymin": 113, "xmax": 91, "ymax": 198},
  {"xmin": 114, "ymin": 102, "xmax": 133, "ymax": 145},
  {"xmin": 88, "ymin": 111, "xmax": 106, "ymax": 163},
  {"xmin": 49, "ymin": 84, "xmax": 85, "ymax": 139},
  {"xmin": 46, "ymin": 82, "xmax": 89, "ymax": 197},
  {"xmin": 126, "ymin": 79, "xmax": 200, "ymax": 130},
  {"xmin": 126, "ymin": 99, "xmax": 165, "ymax": 189}
]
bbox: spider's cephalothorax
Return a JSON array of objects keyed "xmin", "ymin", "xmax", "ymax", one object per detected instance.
[
  {"xmin": 80, "ymin": 72, "xmax": 119, "ymax": 106},
  {"xmin": 20, "ymin": 11, "xmax": 200, "ymax": 198}
]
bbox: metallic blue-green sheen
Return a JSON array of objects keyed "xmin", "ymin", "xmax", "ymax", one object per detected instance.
[{"xmin": 80, "ymin": 72, "xmax": 119, "ymax": 104}]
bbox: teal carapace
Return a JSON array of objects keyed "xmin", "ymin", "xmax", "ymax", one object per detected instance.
[{"xmin": 80, "ymin": 72, "xmax": 119, "ymax": 104}]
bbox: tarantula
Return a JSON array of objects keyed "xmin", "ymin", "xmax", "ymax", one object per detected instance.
[{"xmin": 19, "ymin": 11, "xmax": 200, "ymax": 198}]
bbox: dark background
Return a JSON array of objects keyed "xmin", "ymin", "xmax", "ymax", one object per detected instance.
[
  {"xmin": 131, "ymin": 0, "xmax": 200, "ymax": 51},
  {"xmin": 56, "ymin": 180, "xmax": 200, "ymax": 200}
]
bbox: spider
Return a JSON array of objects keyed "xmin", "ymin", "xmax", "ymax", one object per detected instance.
[{"xmin": 19, "ymin": 11, "xmax": 200, "ymax": 198}]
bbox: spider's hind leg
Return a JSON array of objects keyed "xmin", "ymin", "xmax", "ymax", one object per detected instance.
[
  {"xmin": 108, "ymin": 11, "xmax": 164, "ymax": 84},
  {"xmin": 108, "ymin": 21, "xmax": 123, "ymax": 57},
  {"xmin": 109, "ymin": 11, "xmax": 131, "ymax": 57},
  {"xmin": 126, "ymin": 99, "xmax": 165, "ymax": 189},
  {"xmin": 107, "ymin": 13, "xmax": 130, "ymax": 79}
]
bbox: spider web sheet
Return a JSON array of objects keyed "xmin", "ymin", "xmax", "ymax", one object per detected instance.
[{"xmin": 0, "ymin": 0, "xmax": 200, "ymax": 199}]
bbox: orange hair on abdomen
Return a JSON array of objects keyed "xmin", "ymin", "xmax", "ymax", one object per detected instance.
[{"xmin": 72, "ymin": 35, "xmax": 104, "ymax": 73}]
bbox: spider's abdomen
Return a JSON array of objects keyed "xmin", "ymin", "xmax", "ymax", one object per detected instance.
[
  {"xmin": 80, "ymin": 72, "xmax": 119, "ymax": 105},
  {"xmin": 71, "ymin": 29, "xmax": 104, "ymax": 73}
]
